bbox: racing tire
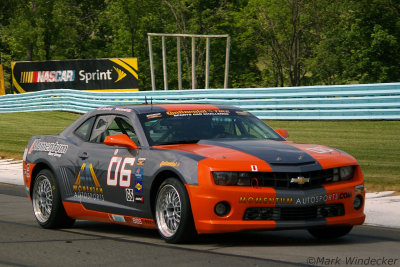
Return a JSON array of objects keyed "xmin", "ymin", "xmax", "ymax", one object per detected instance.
[
  {"xmin": 32, "ymin": 169, "xmax": 75, "ymax": 228},
  {"xmin": 155, "ymin": 178, "xmax": 197, "ymax": 243},
  {"xmin": 308, "ymin": 226, "xmax": 353, "ymax": 239}
]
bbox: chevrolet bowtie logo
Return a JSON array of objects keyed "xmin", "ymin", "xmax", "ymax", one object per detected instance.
[{"xmin": 290, "ymin": 176, "xmax": 310, "ymax": 185}]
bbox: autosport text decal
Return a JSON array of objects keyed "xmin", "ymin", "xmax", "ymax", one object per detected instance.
[{"xmin": 239, "ymin": 192, "xmax": 352, "ymax": 206}]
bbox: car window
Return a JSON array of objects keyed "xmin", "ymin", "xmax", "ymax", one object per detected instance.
[
  {"xmin": 74, "ymin": 116, "xmax": 95, "ymax": 141},
  {"xmin": 89, "ymin": 115, "xmax": 139, "ymax": 145}
]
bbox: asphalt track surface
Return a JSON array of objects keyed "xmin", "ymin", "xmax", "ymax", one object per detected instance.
[{"xmin": 1, "ymin": 184, "xmax": 400, "ymax": 267}]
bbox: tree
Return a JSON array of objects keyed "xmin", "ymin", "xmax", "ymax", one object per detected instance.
[
  {"xmin": 160, "ymin": 0, "xmax": 232, "ymax": 89},
  {"xmin": 343, "ymin": 0, "xmax": 400, "ymax": 83},
  {"xmin": 238, "ymin": 0, "xmax": 325, "ymax": 87}
]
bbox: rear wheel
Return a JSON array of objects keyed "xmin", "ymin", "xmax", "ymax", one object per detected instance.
[
  {"xmin": 155, "ymin": 178, "xmax": 197, "ymax": 243},
  {"xmin": 308, "ymin": 226, "xmax": 353, "ymax": 239},
  {"xmin": 32, "ymin": 169, "xmax": 75, "ymax": 228}
]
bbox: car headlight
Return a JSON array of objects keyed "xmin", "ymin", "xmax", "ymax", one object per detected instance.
[
  {"xmin": 213, "ymin": 172, "xmax": 251, "ymax": 186},
  {"xmin": 333, "ymin": 166, "xmax": 355, "ymax": 181}
]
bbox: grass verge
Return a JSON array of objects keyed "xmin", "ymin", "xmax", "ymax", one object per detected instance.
[
  {"xmin": 266, "ymin": 120, "xmax": 400, "ymax": 192},
  {"xmin": 0, "ymin": 111, "xmax": 80, "ymax": 159},
  {"xmin": 0, "ymin": 111, "xmax": 398, "ymax": 192}
]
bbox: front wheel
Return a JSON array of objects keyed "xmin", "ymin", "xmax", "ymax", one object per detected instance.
[
  {"xmin": 155, "ymin": 178, "xmax": 197, "ymax": 243},
  {"xmin": 32, "ymin": 169, "xmax": 75, "ymax": 228},
  {"xmin": 308, "ymin": 226, "xmax": 353, "ymax": 239}
]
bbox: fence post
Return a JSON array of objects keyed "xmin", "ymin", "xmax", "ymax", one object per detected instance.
[
  {"xmin": 148, "ymin": 35, "xmax": 156, "ymax": 91},
  {"xmin": 0, "ymin": 65, "xmax": 5, "ymax": 95}
]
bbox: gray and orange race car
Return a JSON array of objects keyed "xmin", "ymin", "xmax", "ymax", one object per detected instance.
[{"xmin": 23, "ymin": 103, "xmax": 365, "ymax": 243}]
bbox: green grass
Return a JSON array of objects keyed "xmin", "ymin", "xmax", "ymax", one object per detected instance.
[
  {"xmin": 266, "ymin": 120, "xmax": 400, "ymax": 192},
  {"xmin": 0, "ymin": 111, "xmax": 80, "ymax": 158},
  {"xmin": 0, "ymin": 111, "xmax": 398, "ymax": 192}
]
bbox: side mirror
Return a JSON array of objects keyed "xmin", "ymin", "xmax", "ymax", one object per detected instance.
[
  {"xmin": 104, "ymin": 134, "xmax": 138, "ymax": 150},
  {"xmin": 275, "ymin": 128, "xmax": 289, "ymax": 139}
]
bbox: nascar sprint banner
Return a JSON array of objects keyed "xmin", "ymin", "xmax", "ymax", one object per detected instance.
[{"xmin": 11, "ymin": 58, "xmax": 138, "ymax": 93}]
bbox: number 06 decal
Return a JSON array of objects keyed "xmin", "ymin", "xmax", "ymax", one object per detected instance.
[{"xmin": 107, "ymin": 156, "xmax": 136, "ymax": 187}]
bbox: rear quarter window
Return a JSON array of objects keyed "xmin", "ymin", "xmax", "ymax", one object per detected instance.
[{"xmin": 74, "ymin": 116, "xmax": 95, "ymax": 141}]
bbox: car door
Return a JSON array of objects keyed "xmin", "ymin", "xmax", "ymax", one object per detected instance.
[{"xmin": 74, "ymin": 114, "xmax": 143, "ymax": 216}]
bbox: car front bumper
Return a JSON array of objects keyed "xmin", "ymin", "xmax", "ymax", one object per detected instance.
[{"xmin": 186, "ymin": 166, "xmax": 365, "ymax": 234}]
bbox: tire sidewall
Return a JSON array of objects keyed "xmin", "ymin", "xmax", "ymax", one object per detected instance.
[
  {"xmin": 155, "ymin": 177, "xmax": 196, "ymax": 243},
  {"xmin": 32, "ymin": 169, "xmax": 63, "ymax": 228}
]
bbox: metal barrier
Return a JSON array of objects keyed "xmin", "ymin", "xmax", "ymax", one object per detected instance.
[{"xmin": 0, "ymin": 83, "xmax": 399, "ymax": 119}]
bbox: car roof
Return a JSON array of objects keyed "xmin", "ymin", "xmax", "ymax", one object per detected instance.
[
  {"xmin": 60, "ymin": 103, "xmax": 243, "ymax": 138},
  {"xmin": 95, "ymin": 103, "xmax": 242, "ymax": 115}
]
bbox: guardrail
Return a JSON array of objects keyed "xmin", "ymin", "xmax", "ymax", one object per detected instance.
[{"xmin": 1, "ymin": 83, "xmax": 400, "ymax": 119}]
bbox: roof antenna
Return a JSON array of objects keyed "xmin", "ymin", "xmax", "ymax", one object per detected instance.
[{"xmin": 144, "ymin": 96, "xmax": 148, "ymax": 105}]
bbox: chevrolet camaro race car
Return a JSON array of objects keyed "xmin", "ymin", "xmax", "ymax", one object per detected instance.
[{"xmin": 23, "ymin": 103, "xmax": 365, "ymax": 243}]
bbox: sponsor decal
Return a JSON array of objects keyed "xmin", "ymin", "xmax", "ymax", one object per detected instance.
[
  {"xmin": 20, "ymin": 70, "xmax": 75, "ymax": 83},
  {"xmin": 12, "ymin": 58, "xmax": 138, "ymax": 93},
  {"xmin": 290, "ymin": 176, "xmax": 310, "ymax": 185},
  {"xmin": 166, "ymin": 110, "xmax": 230, "ymax": 117},
  {"xmin": 135, "ymin": 181, "xmax": 143, "ymax": 193},
  {"xmin": 73, "ymin": 163, "xmax": 104, "ymax": 201},
  {"xmin": 239, "ymin": 192, "xmax": 352, "ymax": 205},
  {"xmin": 110, "ymin": 214, "xmax": 126, "ymax": 223},
  {"xmin": 355, "ymin": 184, "xmax": 364, "ymax": 193},
  {"xmin": 236, "ymin": 111, "xmax": 250, "ymax": 116},
  {"xmin": 79, "ymin": 69, "xmax": 112, "ymax": 84},
  {"xmin": 23, "ymin": 163, "xmax": 31, "ymax": 178},
  {"xmin": 160, "ymin": 161, "xmax": 180, "ymax": 167},
  {"xmin": 29, "ymin": 139, "xmax": 68, "ymax": 157},
  {"xmin": 134, "ymin": 195, "xmax": 144, "ymax": 203},
  {"xmin": 306, "ymin": 146, "xmax": 334, "ymax": 154},
  {"xmin": 96, "ymin": 107, "xmax": 132, "ymax": 113},
  {"xmin": 295, "ymin": 192, "xmax": 352, "ymax": 205},
  {"xmin": 251, "ymin": 165, "xmax": 258, "ymax": 172},
  {"xmin": 134, "ymin": 167, "xmax": 143, "ymax": 180},
  {"xmin": 115, "ymin": 107, "xmax": 132, "ymax": 113},
  {"xmin": 147, "ymin": 113, "xmax": 162, "ymax": 119},
  {"xmin": 132, "ymin": 217, "xmax": 142, "ymax": 225},
  {"xmin": 97, "ymin": 107, "xmax": 114, "ymax": 111},
  {"xmin": 239, "ymin": 196, "xmax": 294, "ymax": 204},
  {"xmin": 126, "ymin": 188, "xmax": 135, "ymax": 202},
  {"xmin": 136, "ymin": 158, "xmax": 146, "ymax": 166},
  {"xmin": 109, "ymin": 214, "xmax": 151, "ymax": 225},
  {"xmin": 113, "ymin": 66, "xmax": 126, "ymax": 82}
]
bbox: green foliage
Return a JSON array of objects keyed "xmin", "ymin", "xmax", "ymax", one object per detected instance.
[{"xmin": 1, "ymin": 0, "xmax": 400, "ymax": 89}]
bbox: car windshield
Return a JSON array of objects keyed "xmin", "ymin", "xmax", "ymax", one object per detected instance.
[{"xmin": 139, "ymin": 110, "xmax": 284, "ymax": 146}]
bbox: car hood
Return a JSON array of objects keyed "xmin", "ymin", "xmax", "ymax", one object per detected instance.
[{"xmin": 153, "ymin": 139, "xmax": 357, "ymax": 171}]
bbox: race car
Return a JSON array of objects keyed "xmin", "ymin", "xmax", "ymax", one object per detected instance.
[{"xmin": 23, "ymin": 103, "xmax": 365, "ymax": 243}]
